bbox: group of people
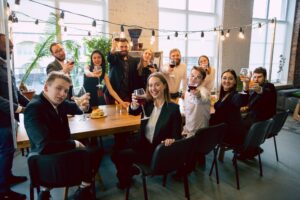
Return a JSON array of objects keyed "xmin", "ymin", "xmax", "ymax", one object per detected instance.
[{"xmin": 0, "ymin": 31, "xmax": 286, "ymax": 200}]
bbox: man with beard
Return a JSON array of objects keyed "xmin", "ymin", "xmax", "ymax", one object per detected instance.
[
  {"xmin": 160, "ymin": 48, "xmax": 187, "ymax": 103},
  {"xmin": 106, "ymin": 38, "xmax": 138, "ymax": 151},
  {"xmin": 47, "ymin": 42, "xmax": 74, "ymax": 99},
  {"xmin": 105, "ymin": 38, "xmax": 138, "ymax": 104},
  {"xmin": 0, "ymin": 33, "xmax": 28, "ymax": 200}
]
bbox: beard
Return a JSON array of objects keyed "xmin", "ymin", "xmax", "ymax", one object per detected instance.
[
  {"xmin": 55, "ymin": 55, "xmax": 65, "ymax": 62},
  {"xmin": 175, "ymin": 58, "xmax": 181, "ymax": 66}
]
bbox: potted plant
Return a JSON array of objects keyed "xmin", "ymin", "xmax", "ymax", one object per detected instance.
[{"xmin": 18, "ymin": 13, "xmax": 80, "ymax": 99}]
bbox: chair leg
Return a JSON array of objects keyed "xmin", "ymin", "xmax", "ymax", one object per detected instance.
[
  {"xmin": 63, "ymin": 187, "xmax": 69, "ymax": 200},
  {"xmin": 233, "ymin": 154, "xmax": 240, "ymax": 190},
  {"xmin": 162, "ymin": 174, "xmax": 167, "ymax": 187},
  {"xmin": 273, "ymin": 136, "xmax": 279, "ymax": 161},
  {"xmin": 142, "ymin": 176, "xmax": 148, "ymax": 200},
  {"xmin": 95, "ymin": 171, "xmax": 106, "ymax": 191},
  {"xmin": 183, "ymin": 174, "xmax": 190, "ymax": 200},
  {"xmin": 214, "ymin": 148, "xmax": 220, "ymax": 184},
  {"xmin": 258, "ymin": 153, "xmax": 263, "ymax": 177},
  {"xmin": 30, "ymin": 185, "xmax": 34, "ymax": 200},
  {"xmin": 125, "ymin": 187, "xmax": 130, "ymax": 200}
]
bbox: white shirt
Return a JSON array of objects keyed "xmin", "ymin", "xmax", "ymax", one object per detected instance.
[
  {"xmin": 145, "ymin": 105, "xmax": 162, "ymax": 143},
  {"xmin": 161, "ymin": 63, "xmax": 187, "ymax": 94},
  {"xmin": 183, "ymin": 85, "xmax": 211, "ymax": 137}
]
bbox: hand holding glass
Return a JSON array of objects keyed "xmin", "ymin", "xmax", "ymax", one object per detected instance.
[
  {"xmin": 73, "ymin": 86, "xmax": 89, "ymax": 121},
  {"xmin": 133, "ymin": 88, "xmax": 149, "ymax": 120}
]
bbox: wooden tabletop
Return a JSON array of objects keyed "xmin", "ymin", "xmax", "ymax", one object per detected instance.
[{"xmin": 17, "ymin": 105, "xmax": 141, "ymax": 148}]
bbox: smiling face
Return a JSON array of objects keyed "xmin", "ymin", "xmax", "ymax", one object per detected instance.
[
  {"xmin": 44, "ymin": 78, "xmax": 70, "ymax": 106},
  {"xmin": 148, "ymin": 76, "xmax": 166, "ymax": 100},
  {"xmin": 221, "ymin": 71, "xmax": 236, "ymax": 91},
  {"xmin": 143, "ymin": 49, "xmax": 153, "ymax": 63},
  {"xmin": 198, "ymin": 56, "xmax": 209, "ymax": 70},
  {"xmin": 118, "ymin": 41, "xmax": 129, "ymax": 56},
  {"xmin": 189, "ymin": 68, "xmax": 204, "ymax": 86},
  {"xmin": 51, "ymin": 43, "xmax": 66, "ymax": 62},
  {"xmin": 169, "ymin": 50, "xmax": 181, "ymax": 65},
  {"xmin": 92, "ymin": 52, "xmax": 103, "ymax": 66}
]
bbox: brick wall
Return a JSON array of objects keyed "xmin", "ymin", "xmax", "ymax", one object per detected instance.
[{"xmin": 290, "ymin": 1, "xmax": 300, "ymax": 87}]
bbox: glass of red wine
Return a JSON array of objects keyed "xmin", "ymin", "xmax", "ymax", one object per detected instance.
[
  {"xmin": 169, "ymin": 59, "xmax": 176, "ymax": 68},
  {"xmin": 134, "ymin": 88, "xmax": 149, "ymax": 120}
]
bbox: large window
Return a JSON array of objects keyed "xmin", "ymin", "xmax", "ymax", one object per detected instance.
[
  {"xmin": 7, "ymin": 0, "xmax": 107, "ymax": 92},
  {"xmin": 249, "ymin": 0, "xmax": 296, "ymax": 84},
  {"xmin": 158, "ymin": 0, "xmax": 220, "ymax": 76}
]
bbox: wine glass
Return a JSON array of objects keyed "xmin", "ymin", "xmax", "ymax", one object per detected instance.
[
  {"xmin": 188, "ymin": 82, "xmax": 198, "ymax": 103},
  {"xmin": 72, "ymin": 86, "xmax": 89, "ymax": 121},
  {"xmin": 169, "ymin": 59, "xmax": 176, "ymax": 78},
  {"xmin": 94, "ymin": 66, "xmax": 103, "ymax": 88},
  {"xmin": 134, "ymin": 88, "xmax": 149, "ymax": 120},
  {"xmin": 240, "ymin": 67, "xmax": 251, "ymax": 94}
]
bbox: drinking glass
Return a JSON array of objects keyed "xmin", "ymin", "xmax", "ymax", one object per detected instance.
[
  {"xmin": 240, "ymin": 68, "xmax": 251, "ymax": 94},
  {"xmin": 169, "ymin": 59, "xmax": 176, "ymax": 68},
  {"xmin": 134, "ymin": 88, "xmax": 149, "ymax": 120},
  {"xmin": 72, "ymin": 86, "xmax": 89, "ymax": 121},
  {"xmin": 188, "ymin": 82, "xmax": 198, "ymax": 103}
]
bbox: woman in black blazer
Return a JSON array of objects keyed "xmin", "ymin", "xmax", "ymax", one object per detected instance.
[
  {"xmin": 112, "ymin": 72, "xmax": 182, "ymax": 189},
  {"xmin": 209, "ymin": 69, "xmax": 249, "ymax": 146}
]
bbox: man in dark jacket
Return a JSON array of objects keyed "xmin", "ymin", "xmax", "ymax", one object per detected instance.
[
  {"xmin": 0, "ymin": 33, "xmax": 28, "ymax": 200},
  {"xmin": 24, "ymin": 71, "xmax": 102, "ymax": 200}
]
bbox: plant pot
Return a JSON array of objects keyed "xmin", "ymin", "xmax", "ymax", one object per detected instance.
[{"xmin": 22, "ymin": 90, "xmax": 36, "ymax": 100}]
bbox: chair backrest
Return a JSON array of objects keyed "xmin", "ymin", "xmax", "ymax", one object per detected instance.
[
  {"xmin": 27, "ymin": 149, "xmax": 92, "ymax": 188},
  {"xmin": 267, "ymin": 110, "xmax": 289, "ymax": 138},
  {"xmin": 150, "ymin": 136, "xmax": 195, "ymax": 175},
  {"xmin": 194, "ymin": 123, "xmax": 227, "ymax": 155},
  {"xmin": 243, "ymin": 118, "xmax": 274, "ymax": 151}
]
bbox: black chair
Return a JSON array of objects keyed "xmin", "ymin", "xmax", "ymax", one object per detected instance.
[
  {"xmin": 231, "ymin": 119, "xmax": 274, "ymax": 190},
  {"xmin": 27, "ymin": 148, "xmax": 102, "ymax": 200},
  {"xmin": 265, "ymin": 110, "xmax": 289, "ymax": 161},
  {"xmin": 125, "ymin": 137, "xmax": 195, "ymax": 200},
  {"xmin": 192, "ymin": 123, "xmax": 226, "ymax": 184}
]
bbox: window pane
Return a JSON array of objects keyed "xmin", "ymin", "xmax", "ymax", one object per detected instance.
[
  {"xmin": 253, "ymin": 0, "xmax": 268, "ymax": 19},
  {"xmin": 269, "ymin": 0, "xmax": 287, "ymax": 20},
  {"xmin": 159, "ymin": 0, "xmax": 186, "ymax": 10},
  {"xmin": 159, "ymin": 11, "xmax": 186, "ymax": 31},
  {"xmin": 188, "ymin": 14, "xmax": 215, "ymax": 40},
  {"xmin": 188, "ymin": 0, "xmax": 215, "ymax": 12}
]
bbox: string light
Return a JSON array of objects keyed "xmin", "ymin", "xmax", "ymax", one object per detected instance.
[
  {"xmin": 58, "ymin": 11, "xmax": 64, "ymax": 26},
  {"xmin": 14, "ymin": 0, "xmax": 20, "ymax": 11},
  {"xmin": 258, "ymin": 23, "xmax": 262, "ymax": 28},
  {"xmin": 120, "ymin": 25, "xmax": 125, "ymax": 39},
  {"xmin": 6, "ymin": 3, "xmax": 11, "ymax": 16},
  {"xmin": 88, "ymin": 31, "xmax": 91, "ymax": 36},
  {"xmin": 64, "ymin": 26, "xmax": 67, "ymax": 32},
  {"xmin": 225, "ymin": 29, "xmax": 230, "ymax": 38},
  {"xmin": 213, "ymin": 27, "xmax": 218, "ymax": 36},
  {"xmin": 35, "ymin": 19, "xmax": 39, "ymax": 25},
  {"xmin": 167, "ymin": 35, "xmax": 170, "ymax": 40},
  {"xmin": 184, "ymin": 33, "xmax": 188, "ymax": 40},
  {"xmin": 270, "ymin": 18, "xmax": 276, "ymax": 28},
  {"xmin": 238, "ymin": 27, "xmax": 245, "ymax": 39},
  {"xmin": 174, "ymin": 31, "xmax": 178, "ymax": 37},
  {"xmin": 201, "ymin": 31, "xmax": 204, "ymax": 39},
  {"xmin": 220, "ymin": 30, "xmax": 225, "ymax": 41},
  {"xmin": 150, "ymin": 30, "xmax": 155, "ymax": 45}
]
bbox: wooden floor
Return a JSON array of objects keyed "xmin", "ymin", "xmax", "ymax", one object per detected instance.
[{"xmin": 12, "ymin": 115, "xmax": 300, "ymax": 200}]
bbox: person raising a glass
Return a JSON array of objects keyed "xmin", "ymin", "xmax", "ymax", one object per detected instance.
[
  {"xmin": 198, "ymin": 55, "xmax": 216, "ymax": 92},
  {"xmin": 83, "ymin": 50, "xmax": 129, "ymax": 109},
  {"xmin": 111, "ymin": 72, "xmax": 182, "ymax": 189}
]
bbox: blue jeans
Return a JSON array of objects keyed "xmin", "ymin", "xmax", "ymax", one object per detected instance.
[{"xmin": 0, "ymin": 127, "xmax": 15, "ymax": 193}]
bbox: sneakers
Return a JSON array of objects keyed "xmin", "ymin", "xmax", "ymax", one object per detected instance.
[
  {"xmin": 8, "ymin": 175, "xmax": 27, "ymax": 186},
  {"xmin": 71, "ymin": 186, "xmax": 94, "ymax": 200},
  {"xmin": 0, "ymin": 190, "xmax": 26, "ymax": 200},
  {"xmin": 38, "ymin": 191, "xmax": 51, "ymax": 200}
]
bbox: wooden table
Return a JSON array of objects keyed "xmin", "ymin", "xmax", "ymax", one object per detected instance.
[{"xmin": 17, "ymin": 105, "xmax": 141, "ymax": 149}]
